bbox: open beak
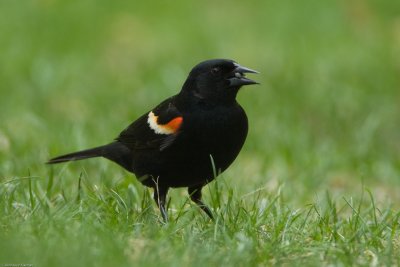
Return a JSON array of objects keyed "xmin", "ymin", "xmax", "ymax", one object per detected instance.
[{"xmin": 228, "ymin": 63, "xmax": 259, "ymax": 87}]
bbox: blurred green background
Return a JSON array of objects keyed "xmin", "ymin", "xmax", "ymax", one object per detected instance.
[
  {"xmin": 1, "ymin": 0, "xmax": 399, "ymax": 200},
  {"xmin": 0, "ymin": 0, "xmax": 400, "ymax": 265}
]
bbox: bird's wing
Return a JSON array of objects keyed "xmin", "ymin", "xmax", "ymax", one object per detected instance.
[{"xmin": 116, "ymin": 98, "xmax": 183, "ymax": 151}]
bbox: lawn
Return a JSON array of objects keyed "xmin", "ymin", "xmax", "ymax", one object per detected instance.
[{"xmin": 1, "ymin": 0, "xmax": 400, "ymax": 266}]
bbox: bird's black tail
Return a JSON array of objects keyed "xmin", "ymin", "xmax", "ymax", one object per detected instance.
[
  {"xmin": 47, "ymin": 145, "xmax": 108, "ymax": 164},
  {"xmin": 47, "ymin": 142, "xmax": 133, "ymax": 171}
]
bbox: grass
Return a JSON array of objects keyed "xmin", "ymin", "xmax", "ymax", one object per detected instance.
[
  {"xmin": 1, "ymin": 0, "xmax": 400, "ymax": 266},
  {"xmin": 1, "ymin": 176, "xmax": 400, "ymax": 266}
]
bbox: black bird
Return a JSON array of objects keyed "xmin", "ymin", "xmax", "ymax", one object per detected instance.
[{"xmin": 47, "ymin": 59, "xmax": 258, "ymax": 221}]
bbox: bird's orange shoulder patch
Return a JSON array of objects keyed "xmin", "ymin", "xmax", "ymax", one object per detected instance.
[
  {"xmin": 163, "ymin": 117, "xmax": 183, "ymax": 133},
  {"xmin": 147, "ymin": 111, "xmax": 183, "ymax": 134}
]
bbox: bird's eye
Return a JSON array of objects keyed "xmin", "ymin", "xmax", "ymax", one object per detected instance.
[{"xmin": 211, "ymin": 67, "xmax": 221, "ymax": 74}]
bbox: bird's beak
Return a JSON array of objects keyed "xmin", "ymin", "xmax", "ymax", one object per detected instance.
[{"xmin": 228, "ymin": 63, "xmax": 259, "ymax": 87}]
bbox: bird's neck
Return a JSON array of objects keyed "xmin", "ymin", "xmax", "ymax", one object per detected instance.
[{"xmin": 180, "ymin": 79, "xmax": 239, "ymax": 106}]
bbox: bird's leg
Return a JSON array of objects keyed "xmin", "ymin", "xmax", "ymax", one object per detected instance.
[
  {"xmin": 188, "ymin": 186, "xmax": 214, "ymax": 220},
  {"xmin": 153, "ymin": 185, "xmax": 169, "ymax": 222}
]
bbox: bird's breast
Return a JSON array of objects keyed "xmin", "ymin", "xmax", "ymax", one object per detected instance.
[{"xmin": 177, "ymin": 104, "xmax": 248, "ymax": 170}]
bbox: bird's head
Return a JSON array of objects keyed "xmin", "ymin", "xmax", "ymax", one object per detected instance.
[{"xmin": 181, "ymin": 59, "xmax": 259, "ymax": 103}]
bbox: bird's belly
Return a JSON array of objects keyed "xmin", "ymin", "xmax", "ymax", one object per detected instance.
[
  {"xmin": 135, "ymin": 130, "xmax": 246, "ymax": 188},
  {"xmin": 139, "ymin": 147, "xmax": 240, "ymax": 187}
]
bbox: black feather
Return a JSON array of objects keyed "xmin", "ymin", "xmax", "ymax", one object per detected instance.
[
  {"xmin": 47, "ymin": 146, "xmax": 107, "ymax": 164},
  {"xmin": 47, "ymin": 142, "xmax": 133, "ymax": 171}
]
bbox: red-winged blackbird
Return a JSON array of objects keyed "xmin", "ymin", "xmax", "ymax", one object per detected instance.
[{"xmin": 48, "ymin": 59, "xmax": 258, "ymax": 221}]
